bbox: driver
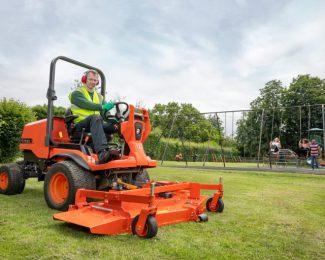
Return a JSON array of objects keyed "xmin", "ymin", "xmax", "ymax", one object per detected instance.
[{"xmin": 69, "ymin": 70, "xmax": 118, "ymax": 164}]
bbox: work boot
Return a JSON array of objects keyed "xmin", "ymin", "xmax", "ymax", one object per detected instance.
[{"xmin": 98, "ymin": 150, "xmax": 110, "ymax": 164}]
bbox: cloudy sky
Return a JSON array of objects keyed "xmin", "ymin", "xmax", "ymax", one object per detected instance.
[{"xmin": 1, "ymin": 0, "xmax": 325, "ymax": 112}]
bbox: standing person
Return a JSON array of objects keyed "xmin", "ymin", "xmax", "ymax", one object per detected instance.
[
  {"xmin": 69, "ymin": 70, "xmax": 118, "ymax": 164},
  {"xmin": 309, "ymin": 139, "xmax": 320, "ymax": 170},
  {"xmin": 270, "ymin": 137, "xmax": 281, "ymax": 154}
]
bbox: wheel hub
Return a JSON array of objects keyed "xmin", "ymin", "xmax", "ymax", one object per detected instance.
[
  {"xmin": 0, "ymin": 172, "xmax": 8, "ymax": 190},
  {"xmin": 49, "ymin": 172, "xmax": 69, "ymax": 204}
]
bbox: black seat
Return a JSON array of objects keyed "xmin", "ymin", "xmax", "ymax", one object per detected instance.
[
  {"xmin": 64, "ymin": 108, "xmax": 92, "ymax": 144},
  {"xmin": 64, "ymin": 108, "xmax": 113, "ymax": 146}
]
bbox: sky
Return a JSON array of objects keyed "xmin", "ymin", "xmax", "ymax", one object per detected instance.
[{"xmin": 1, "ymin": 0, "xmax": 325, "ymax": 113}]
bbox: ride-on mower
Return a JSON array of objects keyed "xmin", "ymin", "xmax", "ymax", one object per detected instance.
[{"xmin": 0, "ymin": 56, "xmax": 224, "ymax": 238}]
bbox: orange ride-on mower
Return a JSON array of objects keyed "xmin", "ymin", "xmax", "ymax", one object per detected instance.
[{"xmin": 0, "ymin": 56, "xmax": 224, "ymax": 239}]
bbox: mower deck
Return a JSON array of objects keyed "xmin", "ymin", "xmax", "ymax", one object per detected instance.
[{"xmin": 54, "ymin": 180, "xmax": 223, "ymax": 238}]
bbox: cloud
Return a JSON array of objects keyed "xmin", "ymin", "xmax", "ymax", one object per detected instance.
[{"xmin": 0, "ymin": 0, "xmax": 325, "ymax": 113}]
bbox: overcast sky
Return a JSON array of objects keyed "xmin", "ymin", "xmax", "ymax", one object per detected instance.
[{"xmin": 1, "ymin": 0, "xmax": 325, "ymax": 112}]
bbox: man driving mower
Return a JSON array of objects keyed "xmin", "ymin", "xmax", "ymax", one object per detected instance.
[{"xmin": 69, "ymin": 70, "xmax": 118, "ymax": 164}]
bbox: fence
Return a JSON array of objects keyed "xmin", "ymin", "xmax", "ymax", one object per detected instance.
[{"xmin": 149, "ymin": 104, "xmax": 325, "ymax": 169}]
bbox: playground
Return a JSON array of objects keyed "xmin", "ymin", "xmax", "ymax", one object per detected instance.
[{"xmin": 151, "ymin": 104, "xmax": 325, "ymax": 172}]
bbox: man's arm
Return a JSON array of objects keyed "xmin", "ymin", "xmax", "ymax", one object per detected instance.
[{"xmin": 70, "ymin": 91, "xmax": 102, "ymax": 111}]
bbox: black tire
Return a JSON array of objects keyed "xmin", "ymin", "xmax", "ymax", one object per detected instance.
[
  {"xmin": 0, "ymin": 164, "xmax": 25, "ymax": 195},
  {"xmin": 216, "ymin": 198, "xmax": 224, "ymax": 213},
  {"xmin": 16, "ymin": 178, "xmax": 26, "ymax": 194},
  {"xmin": 206, "ymin": 198, "xmax": 224, "ymax": 213},
  {"xmin": 131, "ymin": 214, "xmax": 158, "ymax": 239},
  {"xmin": 133, "ymin": 169, "xmax": 150, "ymax": 187},
  {"xmin": 44, "ymin": 160, "xmax": 95, "ymax": 211}
]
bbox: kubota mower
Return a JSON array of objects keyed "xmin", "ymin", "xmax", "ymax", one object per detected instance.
[{"xmin": 0, "ymin": 56, "xmax": 224, "ymax": 238}]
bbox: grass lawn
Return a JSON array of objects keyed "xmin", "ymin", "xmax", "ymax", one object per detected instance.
[
  {"xmin": 159, "ymin": 160, "xmax": 310, "ymax": 169},
  {"xmin": 1, "ymin": 167, "xmax": 324, "ymax": 259}
]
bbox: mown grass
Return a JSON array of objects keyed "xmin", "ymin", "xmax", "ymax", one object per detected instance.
[
  {"xmin": 1, "ymin": 167, "xmax": 325, "ymax": 259},
  {"xmin": 160, "ymin": 160, "xmax": 311, "ymax": 169}
]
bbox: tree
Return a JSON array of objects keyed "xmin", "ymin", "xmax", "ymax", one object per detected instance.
[
  {"xmin": 236, "ymin": 75, "xmax": 325, "ymax": 157},
  {"xmin": 150, "ymin": 102, "xmax": 220, "ymax": 143},
  {"xmin": 236, "ymin": 80, "xmax": 284, "ymax": 157},
  {"xmin": 280, "ymin": 75, "xmax": 325, "ymax": 147}
]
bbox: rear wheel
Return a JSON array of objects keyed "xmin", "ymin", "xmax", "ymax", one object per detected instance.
[
  {"xmin": 0, "ymin": 164, "xmax": 25, "ymax": 195},
  {"xmin": 44, "ymin": 161, "xmax": 95, "ymax": 211}
]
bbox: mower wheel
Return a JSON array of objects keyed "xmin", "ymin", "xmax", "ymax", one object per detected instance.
[
  {"xmin": 206, "ymin": 198, "xmax": 224, "ymax": 213},
  {"xmin": 44, "ymin": 160, "xmax": 96, "ymax": 211},
  {"xmin": 131, "ymin": 214, "xmax": 158, "ymax": 239},
  {"xmin": 0, "ymin": 164, "xmax": 25, "ymax": 195},
  {"xmin": 198, "ymin": 213, "xmax": 208, "ymax": 222}
]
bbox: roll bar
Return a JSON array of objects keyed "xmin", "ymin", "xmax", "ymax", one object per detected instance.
[{"xmin": 45, "ymin": 56, "xmax": 106, "ymax": 146}]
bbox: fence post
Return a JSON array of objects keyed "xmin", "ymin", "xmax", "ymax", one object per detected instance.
[
  {"xmin": 322, "ymin": 104, "xmax": 325, "ymax": 160},
  {"xmin": 216, "ymin": 113, "xmax": 226, "ymax": 168},
  {"xmin": 203, "ymin": 123, "xmax": 213, "ymax": 167},
  {"xmin": 160, "ymin": 113, "xmax": 178, "ymax": 165},
  {"xmin": 257, "ymin": 109, "xmax": 265, "ymax": 168}
]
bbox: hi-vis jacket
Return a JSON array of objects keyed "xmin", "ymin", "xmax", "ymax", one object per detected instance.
[{"xmin": 69, "ymin": 86, "xmax": 103, "ymax": 123}]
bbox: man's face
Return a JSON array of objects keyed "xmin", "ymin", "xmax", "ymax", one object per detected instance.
[{"xmin": 85, "ymin": 72, "xmax": 99, "ymax": 92}]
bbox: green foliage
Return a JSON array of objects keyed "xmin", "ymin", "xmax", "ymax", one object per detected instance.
[
  {"xmin": 144, "ymin": 132, "xmax": 238, "ymax": 161},
  {"xmin": 236, "ymin": 75, "xmax": 325, "ymax": 157},
  {"xmin": 150, "ymin": 102, "xmax": 223, "ymax": 143},
  {"xmin": 0, "ymin": 98, "xmax": 35, "ymax": 162},
  {"xmin": 280, "ymin": 75, "xmax": 325, "ymax": 147},
  {"xmin": 236, "ymin": 80, "xmax": 284, "ymax": 157},
  {"xmin": 31, "ymin": 104, "xmax": 66, "ymax": 120}
]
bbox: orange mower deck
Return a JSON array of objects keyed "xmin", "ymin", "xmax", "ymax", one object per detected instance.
[{"xmin": 54, "ymin": 179, "xmax": 224, "ymax": 238}]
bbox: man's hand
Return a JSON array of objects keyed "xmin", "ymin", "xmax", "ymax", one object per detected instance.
[{"xmin": 102, "ymin": 102, "xmax": 115, "ymax": 111}]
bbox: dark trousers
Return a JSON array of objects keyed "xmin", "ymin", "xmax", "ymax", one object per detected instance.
[{"xmin": 74, "ymin": 115, "xmax": 118, "ymax": 153}]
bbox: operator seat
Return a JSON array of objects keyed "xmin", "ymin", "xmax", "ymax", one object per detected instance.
[
  {"xmin": 64, "ymin": 108, "xmax": 92, "ymax": 144},
  {"xmin": 64, "ymin": 108, "xmax": 113, "ymax": 145}
]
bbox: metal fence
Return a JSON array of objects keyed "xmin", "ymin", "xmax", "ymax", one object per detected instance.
[{"xmin": 157, "ymin": 104, "xmax": 325, "ymax": 170}]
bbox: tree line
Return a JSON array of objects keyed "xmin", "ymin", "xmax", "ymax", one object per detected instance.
[{"xmin": 236, "ymin": 75, "xmax": 325, "ymax": 157}]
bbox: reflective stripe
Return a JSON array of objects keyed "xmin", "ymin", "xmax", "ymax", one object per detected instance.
[{"xmin": 69, "ymin": 86, "xmax": 103, "ymax": 123}]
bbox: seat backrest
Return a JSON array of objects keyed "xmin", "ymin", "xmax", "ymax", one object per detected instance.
[{"xmin": 64, "ymin": 107, "xmax": 79, "ymax": 135}]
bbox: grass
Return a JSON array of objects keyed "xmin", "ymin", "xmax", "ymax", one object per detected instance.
[
  {"xmin": 1, "ymin": 167, "xmax": 325, "ymax": 259},
  {"xmin": 159, "ymin": 160, "xmax": 311, "ymax": 169}
]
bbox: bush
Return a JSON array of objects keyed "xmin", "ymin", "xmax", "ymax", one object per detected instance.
[
  {"xmin": 144, "ymin": 133, "xmax": 239, "ymax": 161},
  {"xmin": 0, "ymin": 98, "xmax": 36, "ymax": 163},
  {"xmin": 32, "ymin": 104, "xmax": 66, "ymax": 120}
]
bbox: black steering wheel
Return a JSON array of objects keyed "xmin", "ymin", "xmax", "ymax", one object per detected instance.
[{"xmin": 103, "ymin": 102, "xmax": 129, "ymax": 122}]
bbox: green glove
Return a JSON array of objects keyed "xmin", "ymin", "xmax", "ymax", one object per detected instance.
[{"xmin": 102, "ymin": 102, "xmax": 114, "ymax": 111}]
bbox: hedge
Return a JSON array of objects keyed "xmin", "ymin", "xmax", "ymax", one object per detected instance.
[{"xmin": 0, "ymin": 98, "xmax": 35, "ymax": 163}]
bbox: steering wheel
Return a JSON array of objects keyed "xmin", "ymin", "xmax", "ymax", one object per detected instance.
[{"xmin": 103, "ymin": 102, "xmax": 129, "ymax": 122}]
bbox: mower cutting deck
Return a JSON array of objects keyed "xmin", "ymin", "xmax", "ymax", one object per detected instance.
[{"xmin": 54, "ymin": 178, "xmax": 224, "ymax": 238}]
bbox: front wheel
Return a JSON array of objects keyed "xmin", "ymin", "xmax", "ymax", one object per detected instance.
[
  {"xmin": 131, "ymin": 214, "xmax": 158, "ymax": 239},
  {"xmin": 206, "ymin": 198, "xmax": 224, "ymax": 213},
  {"xmin": 44, "ymin": 161, "xmax": 95, "ymax": 211}
]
